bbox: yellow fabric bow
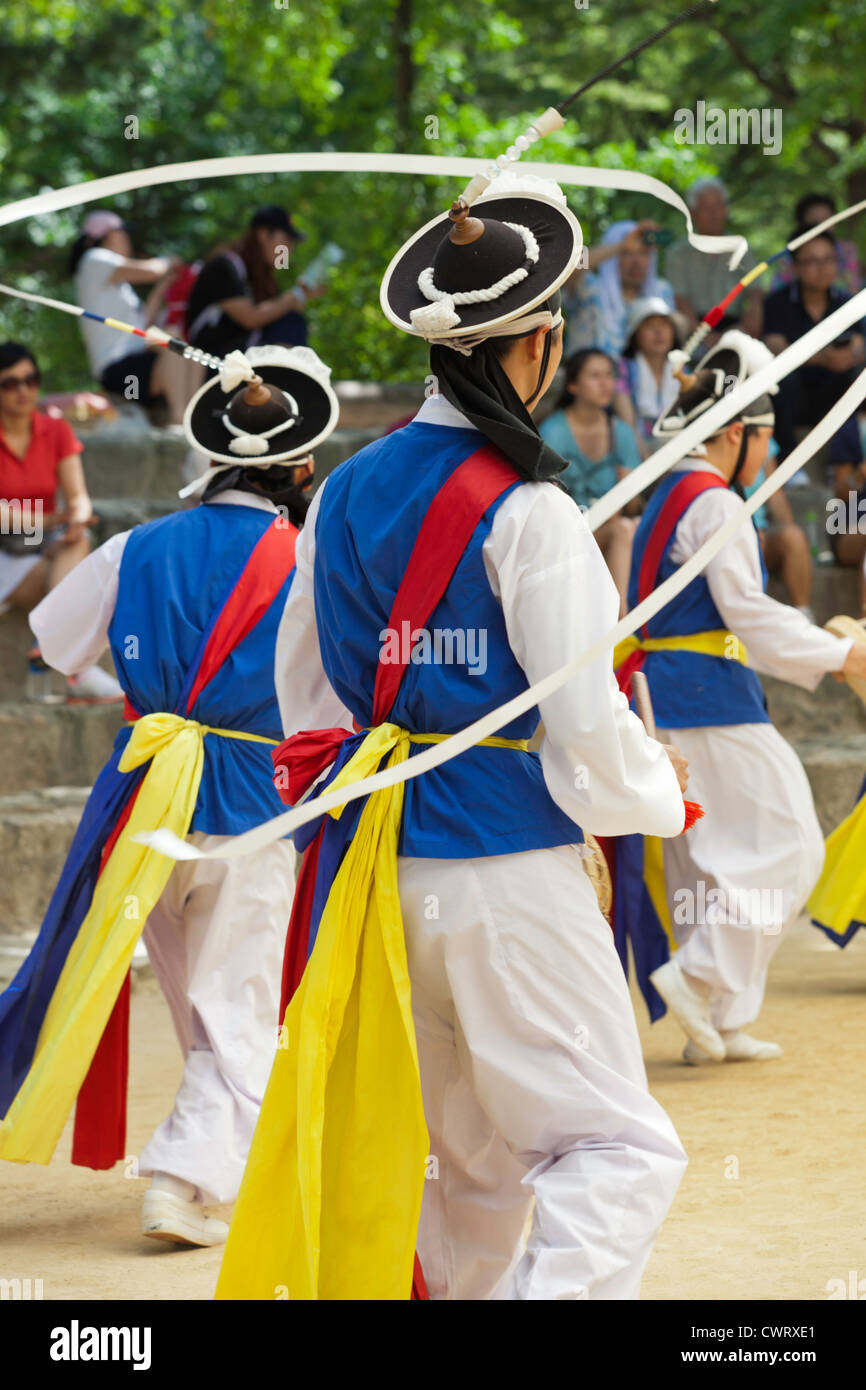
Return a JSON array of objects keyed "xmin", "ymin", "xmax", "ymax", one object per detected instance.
[
  {"xmin": 0, "ymin": 713, "xmax": 275, "ymax": 1165},
  {"xmin": 216, "ymin": 723, "xmax": 527, "ymax": 1301}
]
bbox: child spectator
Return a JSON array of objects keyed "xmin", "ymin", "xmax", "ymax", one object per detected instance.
[
  {"xmin": 614, "ymin": 297, "xmax": 682, "ymax": 456},
  {"xmin": 0, "ymin": 341, "xmax": 121, "ymax": 702},
  {"xmin": 539, "ymin": 348, "xmax": 642, "ymax": 614}
]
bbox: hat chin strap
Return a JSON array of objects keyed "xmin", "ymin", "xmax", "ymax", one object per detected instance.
[
  {"xmin": 425, "ymin": 305, "xmax": 563, "ymax": 359},
  {"xmin": 514, "ymin": 308, "xmax": 563, "ymax": 408}
]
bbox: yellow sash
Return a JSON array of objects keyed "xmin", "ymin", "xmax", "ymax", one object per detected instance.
[
  {"xmin": 0, "ymin": 714, "xmax": 275, "ymax": 1165},
  {"xmin": 613, "ymin": 629, "xmax": 748, "ymax": 670},
  {"xmin": 216, "ymin": 724, "xmax": 528, "ymax": 1301},
  {"xmin": 807, "ymin": 792, "xmax": 866, "ymax": 938}
]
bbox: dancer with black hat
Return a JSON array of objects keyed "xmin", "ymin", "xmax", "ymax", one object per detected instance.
[
  {"xmin": 614, "ymin": 330, "xmax": 866, "ymax": 1064},
  {"xmin": 0, "ymin": 345, "xmax": 342, "ymax": 1249},
  {"xmin": 216, "ymin": 172, "xmax": 694, "ymax": 1303}
]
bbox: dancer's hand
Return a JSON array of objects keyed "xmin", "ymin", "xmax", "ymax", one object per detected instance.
[
  {"xmin": 662, "ymin": 743, "xmax": 689, "ymax": 794},
  {"xmin": 841, "ymin": 643, "xmax": 866, "ymax": 682}
]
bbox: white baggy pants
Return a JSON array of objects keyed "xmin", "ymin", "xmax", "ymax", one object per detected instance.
[
  {"xmin": 398, "ymin": 843, "xmax": 687, "ymax": 1301},
  {"xmin": 660, "ymin": 723, "xmax": 825, "ymax": 1031},
  {"xmin": 137, "ymin": 832, "xmax": 296, "ymax": 1205}
]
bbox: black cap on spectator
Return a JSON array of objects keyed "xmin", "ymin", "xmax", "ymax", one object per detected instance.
[{"xmin": 250, "ymin": 205, "xmax": 306, "ymax": 242}]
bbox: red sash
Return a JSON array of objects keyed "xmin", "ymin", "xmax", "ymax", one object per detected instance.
[
  {"xmin": 71, "ymin": 517, "xmax": 298, "ymax": 1171},
  {"xmin": 617, "ymin": 471, "xmax": 727, "ymax": 701}
]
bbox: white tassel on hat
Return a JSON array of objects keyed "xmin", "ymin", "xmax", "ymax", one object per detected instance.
[
  {"xmin": 219, "ymin": 350, "xmax": 257, "ymax": 394},
  {"xmin": 716, "ymin": 329, "xmax": 780, "ymax": 394}
]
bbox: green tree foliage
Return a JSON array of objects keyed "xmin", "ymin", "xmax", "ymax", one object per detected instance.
[{"xmin": 0, "ymin": 0, "xmax": 863, "ymax": 388}]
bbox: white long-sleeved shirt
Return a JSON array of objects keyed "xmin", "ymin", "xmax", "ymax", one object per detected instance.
[
  {"xmin": 274, "ymin": 393, "xmax": 686, "ymax": 840},
  {"xmin": 30, "ymin": 491, "xmax": 279, "ymax": 676},
  {"xmin": 668, "ymin": 459, "xmax": 851, "ymax": 692}
]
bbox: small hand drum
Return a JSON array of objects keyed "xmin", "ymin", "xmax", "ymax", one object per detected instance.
[{"xmin": 825, "ymin": 614, "xmax": 866, "ymax": 707}]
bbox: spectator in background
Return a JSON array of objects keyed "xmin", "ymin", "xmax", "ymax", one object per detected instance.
[
  {"xmin": 745, "ymin": 440, "xmax": 815, "ymax": 622},
  {"xmin": 563, "ymin": 220, "xmax": 674, "ymax": 358},
  {"xmin": 0, "ymin": 341, "xmax": 121, "ymax": 701},
  {"xmin": 764, "ymin": 228, "xmax": 865, "ymax": 462},
  {"xmin": 70, "ymin": 210, "xmax": 202, "ymax": 425},
  {"xmin": 770, "ymin": 194, "xmax": 862, "ymax": 296},
  {"xmin": 614, "ymin": 297, "xmax": 682, "ymax": 456},
  {"xmin": 539, "ymin": 348, "xmax": 641, "ymax": 615},
  {"xmin": 828, "ymin": 455, "xmax": 866, "ymax": 614},
  {"xmin": 186, "ymin": 206, "xmax": 323, "ymax": 359},
  {"xmin": 665, "ymin": 178, "xmax": 762, "ymax": 341}
]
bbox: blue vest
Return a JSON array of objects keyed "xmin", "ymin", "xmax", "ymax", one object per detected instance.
[
  {"xmin": 108, "ymin": 502, "xmax": 292, "ymax": 835},
  {"xmin": 313, "ymin": 419, "xmax": 584, "ymax": 858},
  {"xmin": 627, "ymin": 471, "xmax": 769, "ymax": 728}
]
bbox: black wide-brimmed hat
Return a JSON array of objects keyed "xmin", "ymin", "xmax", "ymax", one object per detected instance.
[
  {"xmin": 181, "ymin": 345, "xmax": 339, "ymax": 496},
  {"xmin": 653, "ymin": 329, "xmax": 777, "ymax": 440},
  {"xmin": 380, "ymin": 173, "xmax": 582, "ymax": 349}
]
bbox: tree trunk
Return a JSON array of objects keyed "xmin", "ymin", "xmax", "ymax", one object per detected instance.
[{"xmin": 392, "ymin": 0, "xmax": 414, "ymax": 152}]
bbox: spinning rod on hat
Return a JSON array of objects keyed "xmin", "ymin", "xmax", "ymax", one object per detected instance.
[
  {"xmin": 0, "ymin": 281, "xmax": 277, "ymax": 416},
  {"xmin": 0, "ymin": 278, "xmax": 229, "ymax": 373},
  {"xmin": 447, "ymin": 0, "xmax": 721, "ymax": 227}
]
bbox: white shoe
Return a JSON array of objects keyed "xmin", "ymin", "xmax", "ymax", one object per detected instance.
[
  {"xmin": 141, "ymin": 1190, "xmax": 229, "ymax": 1247},
  {"xmin": 649, "ymin": 958, "xmax": 725, "ymax": 1061},
  {"xmin": 683, "ymin": 1032, "xmax": 783, "ymax": 1065},
  {"xmin": 66, "ymin": 665, "xmax": 124, "ymax": 704}
]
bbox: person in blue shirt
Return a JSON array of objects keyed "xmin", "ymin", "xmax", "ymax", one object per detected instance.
[{"xmin": 539, "ymin": 347, "xmax": 642, "ymax": 614}]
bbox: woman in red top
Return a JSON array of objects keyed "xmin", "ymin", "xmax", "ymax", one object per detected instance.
[{"xmin": 0, "ymin": 341, "xmax": 121, "ymax": 701}]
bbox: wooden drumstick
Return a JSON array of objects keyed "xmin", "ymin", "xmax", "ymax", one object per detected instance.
[{"xmin": 632, "ymin": 670, "xmax": 656, "ymax": 739}]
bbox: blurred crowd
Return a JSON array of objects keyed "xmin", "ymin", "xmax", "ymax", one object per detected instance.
[
  {"xmin": 542, "ymin": 178, "xmax": 866, "ymax": 615},
  {"xmin": 0, "ymin": 203, "xmax": 328, "ymax": 700},
  {"xmin": 2, "ymin": 182, "xmax": 865, "ymax": 705}
]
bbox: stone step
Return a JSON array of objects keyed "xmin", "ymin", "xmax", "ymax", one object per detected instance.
[
  {"xmin": 1, "ymin": 732, "xmax": 863, "ymax": 948},
  {"xmin": 0, "ymin": 608, "xmax": 124, "ymax": 705},
  {"xmin": 794, "ymin": 733, "xmax": 866, "ymax": 837},
  {"xmin": 0, "ymin": 787, "xmax": 90, "ymax": 936},
  {"xmin": 79, "ymin": 424, "xmax": 189, "ymax": 499},
  {"xmin": 90, "ymin": 496, "xmax": 177, "ymax": 542},
  {"xmin": 77, "ymin": 421, "xmax": 382, "ymax": 501},
  {"xmin": 309, "ymin": 427, "xmax": 382, "ymax": 487},
  {"xmin": 767, "ymin": 567, "xmax": 860, "ymax": 627},
  {"xmin": 0, "ymin": 701, "xmax": 123, "ymax": 795},
  {"xmin": 762, "ymin": 668, "xmax": 866, "ymax": 740}
]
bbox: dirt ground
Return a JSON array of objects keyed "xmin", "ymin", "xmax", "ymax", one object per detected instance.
[{"xmin": 1, "ymin": 917, "xmax": 864, "ymax": 1302}]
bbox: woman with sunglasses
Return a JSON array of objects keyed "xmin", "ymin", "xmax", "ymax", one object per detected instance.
[{"xmin": 0, "ymin": 340, "xmax": 121, "ymax": 701}]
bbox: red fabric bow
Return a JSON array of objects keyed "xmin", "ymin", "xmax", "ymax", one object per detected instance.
[{"xmin": 272, "ymin": 726, "xmax": 353, "ymax": 805}]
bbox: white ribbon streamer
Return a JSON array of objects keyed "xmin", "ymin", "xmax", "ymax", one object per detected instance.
[
  {"xmin": 586, "ymin": 288, "xmax": 866, "ymax": 531},
  {"xmin": 136, "ymin": 363, "xmax": 866, "ymax": 863},
  {"xmin": 4, "ymin": 143, "xmax": 858, "ymax": 863},
  {"xmin": 0, "ymin": 152, "xmax": 746, "ymax": 268}
]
